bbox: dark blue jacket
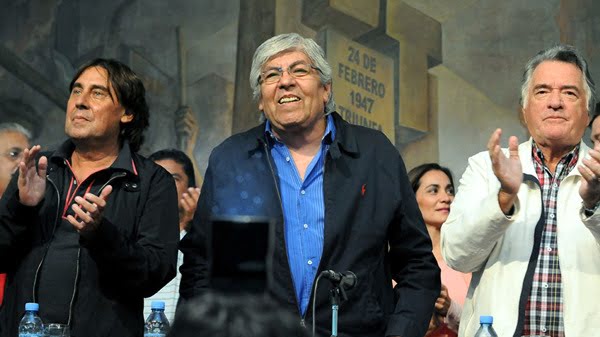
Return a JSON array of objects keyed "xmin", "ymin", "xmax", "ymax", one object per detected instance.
[{"xmin": 179, "ymin": 112, "xmax": 440, "ymax": 337}]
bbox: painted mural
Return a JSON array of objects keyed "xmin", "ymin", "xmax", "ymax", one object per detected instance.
[{"xmin": 2, "ymin": 0, "xmax": 600, "ymax": 181}]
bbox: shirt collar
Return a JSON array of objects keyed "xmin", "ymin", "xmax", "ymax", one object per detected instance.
[
  {"xmin": 264, "ymin": 114, "xmax": 336, "ymax": 146},
  {"xmin": 50, "ymin": 139, "xmax": 138, "ymax": 175},
  {"xmin": 531, "ymin": 140, "xmax": 580, "ymax": 168}
]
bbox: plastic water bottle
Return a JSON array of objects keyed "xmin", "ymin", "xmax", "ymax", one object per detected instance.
[
  {"xmin": 18, "ymin": 302, "xmax": 45, "ymax": 337},
  {"xmin": 144, "ymin": 301, "xmax": 170, "ymax": 337},
  {"xmin": 474, "ymin": 315, "xmax": 498, "ymax": 337}
]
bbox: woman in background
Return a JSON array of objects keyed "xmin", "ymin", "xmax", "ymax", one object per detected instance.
[{"xmin": 408, "ymin": 163, "xmax": 471, "ymax": 336}]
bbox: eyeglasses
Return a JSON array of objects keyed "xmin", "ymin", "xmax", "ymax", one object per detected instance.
[
  {"xmin": 2, "ymin": 147, "xmax": 25, "ymax": 162},
  {"xmin": 259, "ymin": 62, "xmax": 321, "ymax": 84}
]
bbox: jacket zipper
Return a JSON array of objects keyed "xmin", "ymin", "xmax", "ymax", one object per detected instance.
[
  {"xmin": 65, "ymin": 171, "xmax": 127, "ymax": 326},
  {"xmin": 32, "ymin": 171, "xmax": 127, "ymax": 328},
  {"xmin": 305, "ymin": 146, "xmax": 330, "ymax": 332},
  {"xmin": 261, "ymin": 140, "xmax": 306, "ymax": 326},
  {"xmin": 31, "ymin": 176, "xmax": 61, "ymax": 303},
  {"xmin": 262, "ymin": 140, "xmax": 333, "ymax": 330}
]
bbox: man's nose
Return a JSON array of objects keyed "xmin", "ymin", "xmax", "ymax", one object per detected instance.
[
  {"xmin": 73, "ymin": 93, "xmax": 90, "ymax": 110},
  {"xmin": 277, "ymin": 70, "xmax": 296, "ymax": 87},
  {"xmin": 548, "ymin": 90, "xmax": 564, "ymax": 110}
]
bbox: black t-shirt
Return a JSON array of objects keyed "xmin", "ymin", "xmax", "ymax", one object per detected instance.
[{"xmin": 37, "ymin": 166, "xmax": 108, "ymax": 324}]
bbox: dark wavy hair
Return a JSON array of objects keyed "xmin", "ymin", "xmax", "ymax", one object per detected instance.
[
  {"xmin": 69, "ymin": 58, "xmax": 149, "ymax": 152},
  {"xmin": 408, "ymin": 163, "xmax": 455, "ymax": 193},
  {"xmin": 149, "ymin": 149, "xmax": 196, "ymax": 188}
]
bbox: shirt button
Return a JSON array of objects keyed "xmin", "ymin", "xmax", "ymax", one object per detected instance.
[
  {"xmin": 303, "ymin": 224, "xmax": 308, "ymax": 229},
  {"xmin": 546, "ymin": 246, "xmax": 553, "ymax": 252},
  {"xmin": 542, "ymin": 283, "xmax": 549, "ymax": 289},
  {"xmin": 301, "ymin": 190, "xmax": 306, "ymax": 195},
  {"xmin": 307, "ymin": 260, "xmax": 313, "ymax": 265},
  {"xmin": 285, "ymin": 156, "xmax": 290, "ymax": 162},
  {"xmin": 549, "ymin": 213, "xmax": 555, "ymax": 219},
  {"xmin": 541, "ymin": 327, "xmax": 547, "ymax": 332},
  {"xmin": 553, "ymin": 183, "xmax": 558, "ymax": 188}
]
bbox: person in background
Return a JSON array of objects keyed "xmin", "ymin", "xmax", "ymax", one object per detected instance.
[
  {"xmin": 179, "ymin": 32, "xmax": 440, "ymax": 337},
  {"xmin": 0, "ymin": 123, "xmax": 32, "ymax": 306},
  {"xmin": 144, "ymin": 149, "xmax": 200, "ymax": 322},
  {"xmin": 168, "ymin": 292, "xmax": 309, "ymax": 337},
  {"xmin": 0, "ymin": 123, "xmax": 31, "ymax": 197},
  {"xmin": 442, "ymin": 45, "xmax": 600, "ymax": 337},
  {"xmin": 408, "ymin": 163, "xmax": 471, "ymax": 336},
  {"xmin": 0, "ymin": 58, "xmax": 179, "ymax": 336}
]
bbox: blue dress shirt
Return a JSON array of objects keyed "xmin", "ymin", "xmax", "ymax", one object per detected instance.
[{"xmin": 265, "ymin": 114, "xmax": 335, "ymax": 316}]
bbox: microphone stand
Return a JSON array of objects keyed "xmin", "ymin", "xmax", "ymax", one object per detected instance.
[{"xmin": 329, "ymin": 282, "xmax": 348, "ymax": 337}]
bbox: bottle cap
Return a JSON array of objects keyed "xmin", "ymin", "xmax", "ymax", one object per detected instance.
[
  {"xmin": 25, "ymin": 302, "xmax": 39, "ymax": 311},
  {"xmin": 151, "ymin": 301, "xmax": 165, "ymax": 310},
  {"xmin": 480, "ymin": 315, "xmax": 493, "ymax": 324}
]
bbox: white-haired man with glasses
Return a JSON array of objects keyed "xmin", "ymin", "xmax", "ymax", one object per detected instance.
[
  {"xmin": 179, "ymin": 33, "xmax": 440, "ymax": 337},
  {"xmin": 0, "ymin": 123, "xmax": 31, "ymax": 198}
]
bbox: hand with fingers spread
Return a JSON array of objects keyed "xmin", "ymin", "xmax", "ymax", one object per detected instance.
[
  {"xmin": 578, "ymin": 143, "xmax": 600, "ymax": 209},
  {"xmin": 435, "ymin": 284, "xmax": 452, "ymax": 317},
  {"xmin": 67, "ymin": 185, "xmax": 113, "ymax": 235},
  {"xmin": 17, "ymin": 145, "xmax": 48, "ymax": 206},
  {"xmin": 179, "ymin": 187, "xmax": 200, "ymax": 230},
  {"xmin": 487, "ymin": 128, "xmax": 522, "ymax": 214}
]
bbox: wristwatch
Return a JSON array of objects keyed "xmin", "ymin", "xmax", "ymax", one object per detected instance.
[{"xmin": 583, "ymin": 201, "xmax": 600, "ymax": 217}]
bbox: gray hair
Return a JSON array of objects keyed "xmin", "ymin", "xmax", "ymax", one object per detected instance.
[
  {"xmin": 520, "ymin": 45, "xmax": 596, "ymax": 115},
  {"xmin": 0, "ymin": 122, "xmax": 32, "ymax": 141},
  {"xmin": 249, "ymin": 33, "xmax": 336, "ymax": 115}
]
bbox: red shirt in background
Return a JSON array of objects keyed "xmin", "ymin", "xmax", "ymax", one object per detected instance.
[{"xmin": 0, "ymin": 273, "xmax": 5, "ymax": 304}]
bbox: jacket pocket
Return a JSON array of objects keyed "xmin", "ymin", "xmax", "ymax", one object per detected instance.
[{"xmin": 339, "ymin": 272, "xmax": 386, "ymax": 333}]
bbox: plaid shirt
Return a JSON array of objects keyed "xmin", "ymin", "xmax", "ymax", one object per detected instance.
[{"xmin": 522, "ymin": 142, "xmax": 579, "ymax": 337}]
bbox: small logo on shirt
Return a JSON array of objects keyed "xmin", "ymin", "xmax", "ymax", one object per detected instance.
[{"xmin": 361, "ymin": 184, "xmax": 366, "ymax": 196}]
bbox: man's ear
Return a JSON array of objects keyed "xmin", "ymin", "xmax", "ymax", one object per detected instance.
[
  {"xmin": 322, "ymin": 83, "xmax": 331, "ymax": 105},
  {"xmin": 121, "ymin": 110, "xmax": 134, "ymax": 124}
]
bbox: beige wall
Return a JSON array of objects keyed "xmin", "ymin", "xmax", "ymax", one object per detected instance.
[{"xmin": 2, "ymin": 0, "xmax": 600, "ymax": 183}]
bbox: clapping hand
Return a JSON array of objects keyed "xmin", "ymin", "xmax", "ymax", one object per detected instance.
[
  {"xmin": 18, "ymin": 145, "xmax": 47, "ymax": 207},
  {"xmin": 487, "ymin": 129, "xmax": 522, "ymax": 214},
  {"xmin": 578, "ymin": 142, "xmax": 600, "ymax": 209},
  {"xmin": 179, "ymin": 187, "xmax": 200, "ymax": 228},
  {"xmin": 435, "ymin": 284, "xmax": 452, "ymax": 317},
  {"xmin": 67, "ymin": 186, "xmax": 113, "ymax": 236}
]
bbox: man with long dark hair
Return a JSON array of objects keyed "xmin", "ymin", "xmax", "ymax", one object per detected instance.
[{"xmin": 0, "ymin": 59, "xmax": 179, "ymax": 336}]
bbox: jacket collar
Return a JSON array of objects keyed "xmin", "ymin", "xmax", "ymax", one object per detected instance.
[
  {"xmin": 245, "ymin": 111, "xmax": 360, "ymax": 159},
  {"xmin": 49, "ymin": 139, "xmax": 138, "ymax": 176}
]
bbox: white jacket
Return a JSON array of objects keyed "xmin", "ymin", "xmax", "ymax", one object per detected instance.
[{"xmin": 441, "ymin": 139, "xmax": 600, "ymax": 337}]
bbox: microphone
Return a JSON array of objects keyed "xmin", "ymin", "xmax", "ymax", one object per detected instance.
[{"xmin": 320, "ymin": 270, "xmax": 357, "ymax": 290}]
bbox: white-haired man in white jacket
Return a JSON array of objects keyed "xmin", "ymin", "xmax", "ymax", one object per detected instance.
[{"xmin": 442, "ymin": 45, "xmax": 600, "ymax": 337}]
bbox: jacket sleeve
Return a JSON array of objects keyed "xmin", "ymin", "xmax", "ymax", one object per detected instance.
[
  {"xmin": 178, "ymin": 162, "xmax": 213, "ymax": 300},
  {"xmin": 581, "ymin": 202, "xmax": 600, "ymax": 241},
  {"xmin": 0, "ymin": 173, "xmax": 40, "ymax": 272},
  {"xmin": 386, "ymin": 154, "xmax": 441, "ymax": 337},
  {"xmin": 441, "ymin": 151, "xmax": 517, "ymax": 273},
  {"xmin": 80, "ymin": 167, "xmax": 180, "ymax": 297}
]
